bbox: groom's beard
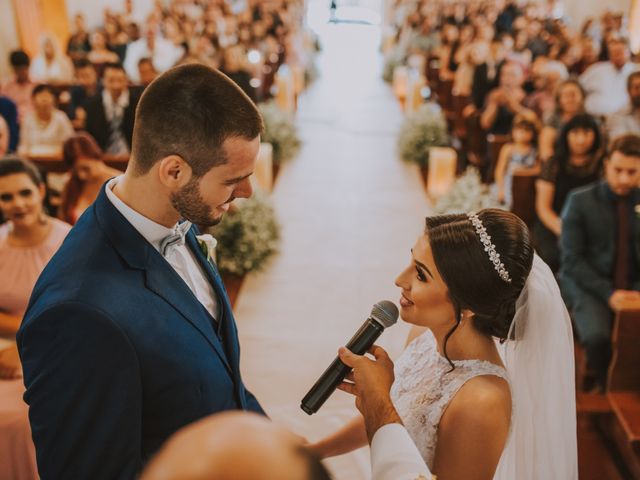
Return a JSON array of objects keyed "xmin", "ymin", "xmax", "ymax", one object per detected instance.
[{"xmin": 170, "ymin": 177, "xmax": 221, "ymax": 227}]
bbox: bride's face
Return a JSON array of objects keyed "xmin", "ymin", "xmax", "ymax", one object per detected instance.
[{"xmin": 395, "ymin": 235, "xmax": 457, "ymax": 329}]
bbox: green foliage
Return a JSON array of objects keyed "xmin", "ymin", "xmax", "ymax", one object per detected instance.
[
  {"xmin": 397, "ymin": 103, "xmax": 449, "ymax": 167},
  {"xmin": 208, "ymin": 194, "xmax": 280, "ymax": 276},
  {"xmin": 259, "ymin": 102, "xmax": 302, "ymax": 165}
]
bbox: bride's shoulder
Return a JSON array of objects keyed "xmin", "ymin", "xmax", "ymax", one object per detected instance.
[
  {"xmin": 440, "ymin": 375, "xmax": 511, "ymax": 432},
  {"xmin": 432, "ymin": 375, "xmax": 512, "ymax": 477}
]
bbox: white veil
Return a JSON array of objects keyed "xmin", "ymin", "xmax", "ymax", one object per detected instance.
[{"xmin": 493, "ymin": 254, "xmax": 578, "ymax": 480}]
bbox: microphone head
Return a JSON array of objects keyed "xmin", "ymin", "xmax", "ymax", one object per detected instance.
[{"xmin": 370, "ymin": 300, "xmax": 399, "ymax": 328}]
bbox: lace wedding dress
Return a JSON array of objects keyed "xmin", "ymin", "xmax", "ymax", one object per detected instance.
[
  {"xmin": 390, "ymin": 329, "xmax": 509, "ymax": 470},
  {"xmin": 389, "ymin": 255, "xmax": 578, "ymax": 479}
]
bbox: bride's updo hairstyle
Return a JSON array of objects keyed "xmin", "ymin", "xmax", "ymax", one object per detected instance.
[{"xmin": 425, "ymin": 209, "xmax": 534, "ymax": 367}]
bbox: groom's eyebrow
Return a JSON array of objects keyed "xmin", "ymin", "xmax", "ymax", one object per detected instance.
[{"xmin": 411, "ymin": 249, "xmax": 434, "ymax": 278}]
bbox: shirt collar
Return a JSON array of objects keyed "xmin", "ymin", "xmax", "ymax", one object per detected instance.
[
  {"xmin": 102, "ymin": 89, "xmax": 130, "ymax": 111},
  {"xmin": 105, "ymin": 176, "xmax": 178, "ymax": 252}
]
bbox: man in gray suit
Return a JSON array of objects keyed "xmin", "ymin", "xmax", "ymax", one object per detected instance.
[{"xmin": 560, "ymin": 134, "xmax": 640, "ymax": 391}]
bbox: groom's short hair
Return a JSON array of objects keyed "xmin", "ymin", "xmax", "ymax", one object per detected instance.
[{"xmin": 130, "ymin": 64, "xmax": 263, "ymax": 177}]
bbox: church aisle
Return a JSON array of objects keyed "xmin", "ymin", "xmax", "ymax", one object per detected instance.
[{"xmin": 235, "ymin": 15, "xmax": 429, "ymax": 479}]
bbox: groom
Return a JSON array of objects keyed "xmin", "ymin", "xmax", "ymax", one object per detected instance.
[{"xmin": 17, "ymin": 64, "xmax": 264, "ymax": 479}]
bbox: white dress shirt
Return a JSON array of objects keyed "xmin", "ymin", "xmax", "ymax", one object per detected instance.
[
  {"xmin": 17, "ymin": 109, "xmax": 74, "ymax": 157},
  {"xmin": 580, "ymin": 62, "xmax": 640, "ymax": 117},
  {"xmin": 607, "ymin": 104, "xmax": 640, "ymax": 138},
  {"xmin": 371, "ymin": 423, "xmax": 433, "ymax": 480},
  {"xmin": 123, "ymin": 37, "xmax": 184, "ymax": 83},
  {"xmin": 105, "ymin": 177, "xmax": 220, "ymax": 321},
  {"xmin": 103, "ymin": 89, "xmax": 130, "ymax": 123}
]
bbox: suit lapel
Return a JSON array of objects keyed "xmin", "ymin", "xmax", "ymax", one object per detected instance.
[
  {"xmin": 186, "ymin": 231, "xmax": 241, "ymax": 381},
  {"xmin": 94, "ymin": 187, "xmax": 232, "ymax": 374},
  {"xmin": 143, "ymin": 248, "xmax": 233, "ymax": 374}
]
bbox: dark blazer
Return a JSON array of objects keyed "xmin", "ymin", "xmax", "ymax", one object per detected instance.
[
  {"xmin": 17, "ymin": 185, "xmax": 264, "ymax": 480},
  {"xmin": 0, "ymin": 95, "xmax": 19, "ymax": 152},
  {"xmin": 83, "ymin": 87, "xmax": 142, "ymax": 151},
  {"xmin": 471, "ymin": 61, "xmax": 503, "ymax": 110},
  {"xmin": 560, "ymin": 180, "xmax": 640, "ymax": 304}
]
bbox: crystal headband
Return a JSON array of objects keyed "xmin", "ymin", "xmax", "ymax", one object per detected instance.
[{"xmin": 467, "ymin": 212, "xmax": 512, "ymax": 284}]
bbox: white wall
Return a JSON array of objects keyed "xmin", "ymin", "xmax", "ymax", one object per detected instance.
[{"xmin": 0, "ymin": 0, "xmax": 21, "ymax": 80}]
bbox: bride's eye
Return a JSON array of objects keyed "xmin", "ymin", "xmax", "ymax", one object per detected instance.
[{"xmin": 415, "ymin": 266, "xmax": 427, "ymax": 282}]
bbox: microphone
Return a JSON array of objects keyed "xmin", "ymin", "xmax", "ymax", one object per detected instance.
[{"xmin": 300, "ymin": 300, "xmax": 399, "ymax": 415}]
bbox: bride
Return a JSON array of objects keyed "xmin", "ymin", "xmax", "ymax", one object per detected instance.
[{"xmin": 310, "ymin": 209, "xmax": 577, "ymax": 480}]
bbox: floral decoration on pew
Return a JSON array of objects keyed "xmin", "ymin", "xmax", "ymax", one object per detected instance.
[
  {"xmin": 433, "ymin": 167, "xmax": 502, "ymax": 215},
  {"xmin": 259, "ymin": 102, "xmax": 302, "ymax": 165},
  {"xmin": 398, "ymin": 103, "xmax": 449, "ymax": 168}
]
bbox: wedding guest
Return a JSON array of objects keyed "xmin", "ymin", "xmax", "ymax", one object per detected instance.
[
  {"xmin": 538, "ymin": 79, "xmax": 586, "ymax": 162},
  {"xmin": 0, "ymin": 95, "xmax": 19, "ymax": 153},
  {"xmin": 494, "ymin": 115, "xmax": 540, "ymax": 208},
  {"xmin": 580, "ymin": 35, "xmax": 639, "ymax": 117},
  {"xmin": 138, "ymin": 57, "xmax": 158, "ymax": 87},
  {"xmin": 0, "ymin": 156, "xmax": 70, "ymax": 480},
  {"xmin": 1, "ymin": 50, "xmax": 35, "ymax": 123},
  {"xmin": 0, "ymin": 116, "xmax": 9, "ymax": 156},
  {"xmin": 84, "ymin": 63, "xmax": 141, "ymax": 154},
  {"xmin": 480, "ymin": 62, "xmax": 534, "ymax": 135},
  {"xmin": 560, "ymin": 134, "xmax": 640, "ymax": 391},
  {"xmin": 523, "ymin": 60, "xmax": 568, "ymax": 122},
  {"xmin": 17, "ymin": 84, "xmax": 74, "ymax": 157},
  {"xmin": 535, "ymin": 113, "xmax": 603, "ymax": 272},
  {"xmin": 59, "ymin": 133, "xmax": 121, "ymax": 224},
  {"xmin": 67, "ymin": 59, "xmax": 100, "ymax": 129},
  {"xmin": 220, "ymin": 45, "xmax": 256, "ymax": 101},
  {"xmin": 124, "ymin": 24, "xmax": 184, "ymax": 83},
  {"xmin": 607, "ymin": 71, "xmax": 640, "ymax": 138},
  {"xmin": 67, "ymin": 13, "xmax": 91, "ymax": 63},
  {"xmin": 87, "ymin": 30, "xmax": 120, "ymax": 78},
  {"xmin": 141, "ymin": 412, "xmax": 330, "ymax": 480},
  {"xmin": 471, "ymin": 38, "xmax": 506, "ymax": 110},
  {"xmin": 29, "ymin": 34, "xmax": 74, "ymax": 85}
]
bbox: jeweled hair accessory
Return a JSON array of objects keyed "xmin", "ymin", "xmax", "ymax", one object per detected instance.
[{"xmin": 467, "ymin": 212, "xmax": 512, "ymax": 284}]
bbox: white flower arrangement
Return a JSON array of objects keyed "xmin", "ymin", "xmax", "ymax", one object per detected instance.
[
  {"xmin": 259, "ymin": 102, "xmax": 301, "ymax": 165},
  {"xmin": 207, "ymin": 194, "xmax": 280, "ymax": 276},
  {"xmin": 397, "ymin": 103, "xmax": 449, "ymax": 168},
  {"xmin": 433, "ymin": 167, "xmax": 502, "ymax": 215},
  {"xmin": 382, "ymin": 48, "xmax": 405, "ymax": 84}
]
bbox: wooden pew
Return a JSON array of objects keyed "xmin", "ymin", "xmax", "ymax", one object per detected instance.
[
  {"xmin": 484, "ymin": 133, "xmax": 510, "ymax": 183},
  {"xmin": 437, "ymin": 78, "xmax": 454, "ymax": 113},
  {"xmin": 463, "ymin": 110, "xmax": 487, "ymax": 168},
  {"xmin": 604, "ymin": 299, "xmax": 640, "ymax": 478},
  {"xmin": 451, "ymin": 94, "xmax": 471, "ymax": 136},
  {"xmin": 510, "ymin": 172, "xmax": 537, "ymax": 230}
]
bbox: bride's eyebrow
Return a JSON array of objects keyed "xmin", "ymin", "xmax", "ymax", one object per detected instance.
[{"xmin": 411, "ymin": 249, "xmax": 434, "ymax": 279}]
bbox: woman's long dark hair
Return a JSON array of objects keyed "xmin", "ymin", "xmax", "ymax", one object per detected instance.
[
  {"xmin": 552, "ymin": 112, "xmax": 602, "ymax": 171},
  {"xmin": 425, "ymin": 209, "xmax": 534, "ymax": 370},
  {"xmin": 60, "ymin": 132, "xmax": 104, "ymax": 224}
]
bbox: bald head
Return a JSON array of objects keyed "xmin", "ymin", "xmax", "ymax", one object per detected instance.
[{"xmin": 141, "ymin": 412, "xmax": 330, "ymax": 480}]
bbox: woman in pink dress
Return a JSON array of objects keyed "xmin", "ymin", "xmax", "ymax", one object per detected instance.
[{"xmin": 0, "ymin": 156, "xmax": 71, "ymax": 480}]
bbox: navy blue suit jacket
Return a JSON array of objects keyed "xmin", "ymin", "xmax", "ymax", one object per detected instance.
[
  {"xmin": 17, "ymin": 186, "xmax": 264, "ymax": 480},
  {"xmin": 560, "ymin": 180, "xmax": 640, "ymax": 304}
]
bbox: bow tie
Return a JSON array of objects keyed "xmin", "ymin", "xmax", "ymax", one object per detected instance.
[{"xmin": 160, "ymin": 221, "xmax": 192, "ymax": 256}]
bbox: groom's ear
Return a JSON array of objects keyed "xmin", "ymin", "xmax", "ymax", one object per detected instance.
[{"xmin": 157, "ymin": 155, "xmax": 193, "ymax": 189}]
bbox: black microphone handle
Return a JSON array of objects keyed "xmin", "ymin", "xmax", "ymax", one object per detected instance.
[{"xmin": 301, "ymin": 318, "xmax": 385, "ymax": 415}]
